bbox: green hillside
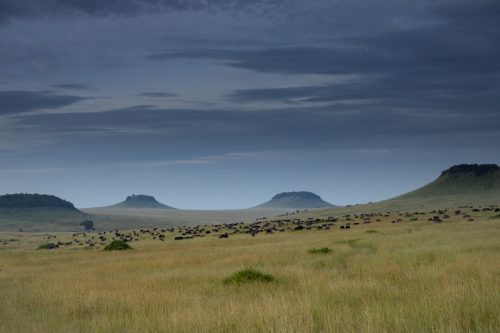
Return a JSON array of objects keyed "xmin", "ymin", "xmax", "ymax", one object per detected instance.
[
  {"xmin": 0, "ymin": 194, "xmax": 88, "ymax": 231},
  {"xmin": 256, "ymin": 191, "xmax": 335, "ymax": 209},
  {"xmin": 397, "ymin": 164, "xmax": 500, "ymax": 204},
  {"xmin": 294, "ymin": 164, "xmax": 500, "ymax": 218}
]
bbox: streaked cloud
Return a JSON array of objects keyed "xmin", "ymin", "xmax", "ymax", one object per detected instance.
[{"xmin": 0, "ymin": 90, "xmax": 87, "ymax": 115}]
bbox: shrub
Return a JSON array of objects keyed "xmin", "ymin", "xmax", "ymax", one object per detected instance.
[
  {"xmin": 38, "ymin": 243, "xmax": 58, "ymax": 250},
  {"xmin": 365, "ymin": 230, "xmax": 379, "ymax": 234},
  {"xmin": 103, "ymin": 240, "xmax": 132, "ymax": 251},
  {"xmin": 307, "ymin": 247, "xmax": 332, "ymax": 254},
  {"xmin": 489, "ymin": 214, "xmax": 500, "ymax": 219},
  {"xmin": 223, "ymin": 268, "xmax": 274, "ymax": 284},
  {"xmin": 80, "ymin": 220, "xmax": 95, "ymax": 231}
]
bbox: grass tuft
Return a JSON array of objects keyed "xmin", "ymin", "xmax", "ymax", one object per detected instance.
[
  {"xmin": 103, "ymin": 240, "xmax": 132, "ymax": 251},
  {"xmin": 223, "ymin": 268, "xmax": 275, "ymax": 284},
  {"xmin": 365, "ymin": 230, "xmax": 379, "ymax": 234},
  {"xmin": 37, "ymin": 243, "xmax": 58, "ymax": 250},
  {"xmin": 308, "ymin": 247, "xmax": 332, "ymax": 254}
]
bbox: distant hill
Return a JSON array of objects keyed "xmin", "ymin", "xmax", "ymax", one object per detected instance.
[
  {"xmin": 255, "ymin": 191, "xmax": 335, "ymax": 209},
  {"xmin": 0, "ymin": 193, "xmax": 77, "ymax": 209},
  {"xmin": 110, "ymin": 194, "xmax": 174, "ymax": 209},
  {"xmin": 395, "ymin": 164, "xmax": 500, "ymax": 204},
  {"xmin": 294, "ymin": 164, "xmax": 500, "ymax": 217},
  {"xmin": 0, "ymin": 193, "xmax": 88, "ymax": 231}
]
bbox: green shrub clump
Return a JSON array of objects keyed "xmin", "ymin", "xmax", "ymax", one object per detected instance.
[
  {"xmin": 38, "ymin": 243, "xmax": 58, "ymax": 250},
  {"xmin": 223, "ymin": 268, "xmax": 274, "ymax": 284},
  {"xmin": 104, "ymin": 240, "xmax": 132, "ymax": 251},
  {"xmin": 307, "ymin": 247, "xmax": 332, "ymax": 254}
]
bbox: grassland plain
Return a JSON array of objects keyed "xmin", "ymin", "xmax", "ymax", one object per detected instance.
[{"xmin": 1, "ymin": 214, "xmax": 499, "ymax": 332}]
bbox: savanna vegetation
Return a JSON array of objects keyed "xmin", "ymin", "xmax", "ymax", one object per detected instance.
[{"xmin": 1, "ymin": 211, "xmax": 499, "ymax": 332}]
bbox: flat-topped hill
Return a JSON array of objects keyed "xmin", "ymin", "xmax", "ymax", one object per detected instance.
[
  {"xmin": 255, "ymin": 191, "xmax": 335, "ymax": 209},
  {"xmin": 111, "ymin": 194, "xmax": 174, "ymax": 209}
]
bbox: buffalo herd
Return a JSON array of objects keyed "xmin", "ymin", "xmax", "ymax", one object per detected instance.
[{"xmin": 24, "ymin": 203, "xmax": 499, "ymax": 249}]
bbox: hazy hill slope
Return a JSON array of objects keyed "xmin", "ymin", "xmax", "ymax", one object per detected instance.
[
  {"xmin": 256, "ymin": 191, "xmax": 335, "ymax": 209},
  {"xmin": 396, "ymin": 164, "xmax": 500, "ymax": 203},
  {"xmin": 82, "ymin": 207, "xmax": 290, "ymax": 230},
  {"xmin": 109, "ymin": 194, "xmax": 174, "ymax": 209},
  {"xmin": 0, "ymin": 194, "xmax": 88, "ymax": 231},
  {"xmin": 293, "ymin": 164, "xmax": 500, "ymax": 218}
]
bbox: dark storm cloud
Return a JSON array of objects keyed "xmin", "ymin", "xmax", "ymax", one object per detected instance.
[
  {"xmin": 147, "ymin": 0, "xmax": 500, "ymax": 84},
  {"xmin": 216, "ymin": 0, "xmax": 500, "ymax": 117},
  {"xmin": 137, "ymin": 92, "xmax": 178, "ymax": 98},
  {"xmin": 0, "ymin": 0, "xmax": 285, "ymax": 22},
  {"xmin": 430, "ymin": 0, "xmax": 500, "ymax": 21},
  {"xmin": 0, "ymin": 90, "xmax": 86, "ymax": 115}
]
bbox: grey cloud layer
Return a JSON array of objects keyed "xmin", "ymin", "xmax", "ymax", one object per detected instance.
[
  {"xmin": 214, "ymin": 1, "xmax": 500, "ymax": 117},
  {"xmin": 53, "ymin": 84, "xmax": 95, "ymax": 91},
  {"xmin": 0, "ymin": 0, "xmax": 287, "ymax": 22},
  {"xmin": 1, "ymin": 0, "xmax": 499, "ymax": 207},
  {"xmin": 12, "ymin": 104, "xmax": 500, "ymax": 154},
  {"xmin": 0, "ymin": 90, "xmax": 86, "ymax": 115},
  {"xmin": 137, "ymin": 92, "xmax": 178, "ymax": 98}
]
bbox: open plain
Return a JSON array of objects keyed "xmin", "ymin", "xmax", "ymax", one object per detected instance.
[{"xmin": 1, "ymin": 205, "xmax": 499, "ymax": 332}]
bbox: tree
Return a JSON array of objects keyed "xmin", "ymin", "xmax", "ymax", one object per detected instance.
[{"xmin": 80, "ymin": 220, "xmax": 94, "ymax": 231}]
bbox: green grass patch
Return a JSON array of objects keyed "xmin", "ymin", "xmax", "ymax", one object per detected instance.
[
  {"xmin": 37, "ymin": 243, "xmax": 58, "ymax": 250},
  {"xmin": 489, "ymin": 214, "xmax": 500, "ymax": 219},
  {"xmin": 308, "ymin": 247, "xmax": 332, "ymax": 254},
  {"xmin": 223, "ymin": 268, "xmax": 275, "ymax": 284},
  {"xmin": 365, "ymin": 230, "xmax": 379, "ymax": 234},
  {"xmin": 103, "ymin": 240, "xmax": 132, "ymax": 251}
]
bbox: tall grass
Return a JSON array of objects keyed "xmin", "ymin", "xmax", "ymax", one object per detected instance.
[{"xmin": 1, "ymin": 218, "xmax": 499, "ymax": 332}]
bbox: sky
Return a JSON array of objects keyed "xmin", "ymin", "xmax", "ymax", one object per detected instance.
[{"xmin": 0, "ymin": 0, "xmax": 499, "ymax": 209}]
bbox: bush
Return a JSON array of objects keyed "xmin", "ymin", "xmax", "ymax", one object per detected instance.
[
  {"xmin": 365, "ymin": 230, "xmax": 379, "ymax": 234},
  {"xmin": 103, "ymin": 240, "xmax": 132, "ymax": 251},
  {"xmin": 80, "ymin": 220, "xmax": 94, "ymax": 231},
  {"xmin": 223, "ymin": 268, "xmax": 274, "ymax": 284},
  {"xmin": 38, "ymin": 243, "xmax": 58, "ymax": 250},
  {"xmin": 307, "ymin": 247, "xmax": 332, "ymax": 254}
]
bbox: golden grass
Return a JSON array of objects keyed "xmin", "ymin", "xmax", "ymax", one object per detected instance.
[{"xmin": 1, "ymin": 218, "xmax": 499, "ymax": 332}]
